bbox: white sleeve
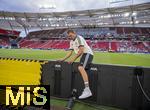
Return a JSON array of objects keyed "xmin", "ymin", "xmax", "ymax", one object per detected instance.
[{"xmin": 77, "ymin": 36, "xmax": 84, "ymax": 46}]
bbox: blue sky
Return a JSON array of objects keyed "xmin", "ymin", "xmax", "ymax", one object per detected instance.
[{"xmin": 0, "ymin": 0, "xmax": 149, "ymax": 12}]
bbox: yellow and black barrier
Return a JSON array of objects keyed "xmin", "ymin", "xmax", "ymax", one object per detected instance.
[
  {"xmin": 0, "ymin": 58, "xmax": 50, "ymax": 109},
  {"xmin": 0, "ymin": 57, "xmax": 47, "ymax": 85}
]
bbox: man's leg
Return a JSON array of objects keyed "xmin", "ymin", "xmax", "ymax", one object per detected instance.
[
  {"xmin": 78, "ymin": 65, "xmax": 92, "ymax": 99},
  {"xmin": 78, "ymin": 66, "xmax": 89, "ymax": 87}
]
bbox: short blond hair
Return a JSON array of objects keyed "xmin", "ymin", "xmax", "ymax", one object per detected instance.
[{"xmin": 67, "ymin": 29, "xmax": 76, "ymax": 34}]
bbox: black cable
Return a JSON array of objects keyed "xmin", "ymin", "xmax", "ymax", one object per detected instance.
[{"xmin": 136, "ymin": 75, "xmax": 150, "ymax": 101}]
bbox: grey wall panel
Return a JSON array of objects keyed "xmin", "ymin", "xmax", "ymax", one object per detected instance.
[
  {"xmin": 98, "ymin": 65, "xmax": 133, "ymax": 109},
  {"xmin": 142, "ymin": 68, "xmax": 150, "ymax": 110},
  {"xmin": 131, "ymin": 68, "xmax": 144, "ymax": 110},
  {"xmin": 112, "ymin": 66, "xmax": 133, "ymax": 109},
  {"xmin": 87, "ymin": 64, "xmax": 99, "ymax": 102},
  {"xmin": 41, "ymin": 61, "xmax": 55, "ymax": 96},
  {"xmin": 60, "ymin": 62, "xmax": 72, "ymax": 98},
  {"xmin": 42, "ymin": 61, "xmax": 72, "ymax": 98},
  {"xmin": 97, "ymin": 65, "xmax": 114, "ymax": 106}
]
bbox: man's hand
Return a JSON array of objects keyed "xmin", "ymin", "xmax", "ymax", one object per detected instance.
[
  {"xmin": 67, "ymin": 46, "xmax": 84, "ymax": 64},
  {"xmin": 57, "ymin": 50, "xmax": 73, "ymax": 63}
]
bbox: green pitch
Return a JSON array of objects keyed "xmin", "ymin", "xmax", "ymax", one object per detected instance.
[
  {"xmin": 51, "ymin": 98, "xmax": 122, "ymax": 110},
  {"xmin": 0, "ymin": 48, "xmax": 150, "ymax": 67}
]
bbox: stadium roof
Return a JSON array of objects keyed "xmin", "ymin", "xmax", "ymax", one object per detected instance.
[
  {"xmin": 0, "ymin": 2, "xmax": 150, "ymax": 31},
  {"xmin": 0, "ymin": 0, "xmax": 149, "ymax": 12}
]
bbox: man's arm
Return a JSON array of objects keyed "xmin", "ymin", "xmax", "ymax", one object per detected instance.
[
  {"xmin": 69, "ymin": 46, "xmax": 84, "ymax": 63},
  {"xmin": 60, "ymin": 50, "xmax": 73, "ymax": 61}
]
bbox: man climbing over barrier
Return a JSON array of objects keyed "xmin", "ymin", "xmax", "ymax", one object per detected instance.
[{"xmin": 58, "ymin": 29, "xmax": 94, "ymax": 99}]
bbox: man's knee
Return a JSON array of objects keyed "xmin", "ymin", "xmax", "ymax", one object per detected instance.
[{"xmin": 78, "ymin": 65, "xmax": 84, "ymax": 71}]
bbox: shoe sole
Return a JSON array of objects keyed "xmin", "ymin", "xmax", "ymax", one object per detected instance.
[{"xmin": 79, "ymin": 93, "xmax": 92, "ymax": 99}]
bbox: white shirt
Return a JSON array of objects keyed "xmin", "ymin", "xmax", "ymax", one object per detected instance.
[{"xmin": 69, "ymin": 35, "xmax": 93, "ymax": 55}]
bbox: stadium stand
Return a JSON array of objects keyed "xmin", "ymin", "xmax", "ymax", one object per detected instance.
[
  {"xmin": 0, "ymin": 37, "xmax": 9, "ymax": 47},
  {"xmin": 0, "ymin": 26, "xmax": 150, "ymax": 53},
  {"xmin": 0, "ymin": 28, "xmax": 20, "ymax": 48},
  {"xmin": 16, "ymin": 27, "xmax": 150, "ymax": 53}
]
